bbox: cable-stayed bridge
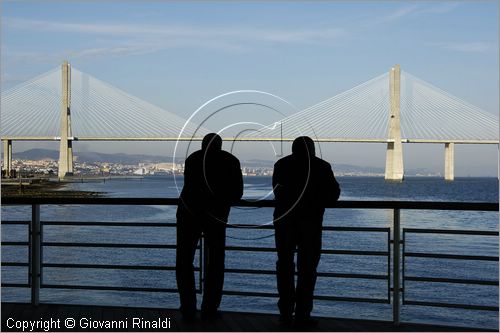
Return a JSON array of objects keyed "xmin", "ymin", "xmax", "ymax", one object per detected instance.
[
  {"xmin": 247, "ymin": 71, "xmax": 498, "ymax": 142},
  {"xmin": 1, "ymin": 62, "xmax": 498, "ymax": 180}
]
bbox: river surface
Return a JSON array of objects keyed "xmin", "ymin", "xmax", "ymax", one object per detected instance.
[{"xmin": 1, "ymin": 176, "xmax": 498, "ymax": 329}]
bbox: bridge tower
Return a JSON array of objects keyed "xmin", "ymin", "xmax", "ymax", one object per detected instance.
[
  {"xmin": 58, "ymin": 60, "xmax": 74, "ymax": 178},
  {"xmin": 444, "ymin": 143, "xmax": 454, "ymax": 181},
  {"xmin": 385, "ymin": 64, "xmax": 404, "ymax": 181},
  {"xmin": 2, "ymin": 139, "xmax": 12, "ymax": 178}
]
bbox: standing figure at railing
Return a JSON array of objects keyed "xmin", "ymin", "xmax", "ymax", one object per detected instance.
[
  {"xmin": 176, "ymin": 133, "xmax": 244, "ymax": 321},
  {"xmin": 273, "ymin": 136, "xmax": 341, "ymax": 327}
]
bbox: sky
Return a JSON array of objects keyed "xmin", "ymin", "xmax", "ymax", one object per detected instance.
[{"xmin": 1, "ymin": 0, "xmax": 499, "ymax": 176}]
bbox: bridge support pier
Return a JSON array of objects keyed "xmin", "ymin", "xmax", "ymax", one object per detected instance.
[
  {"xmin": 385, "ymin": 65, "xmax": 404, "ymax": 181},
  {"xmin": 444, "ymin": 143, "xmax": 454, "ymax": 181},
  {"xmin": 3, "ymin": 139, "xmax": 12, "ymax": 178},
  {"xmin": 58, "ymin": 60, "xmax": 74, "ymax": 179}
]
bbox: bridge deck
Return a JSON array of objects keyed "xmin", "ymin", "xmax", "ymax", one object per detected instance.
[{"xmin": 1, "ymin": 303, "xmax": 493, "ymax": 332}]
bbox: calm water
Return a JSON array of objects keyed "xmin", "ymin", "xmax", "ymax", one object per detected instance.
[{"xmin": 1, "ymin": 176, "xmax": 498, "ymax": 329}]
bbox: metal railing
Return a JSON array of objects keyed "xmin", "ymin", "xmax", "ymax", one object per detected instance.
[
  {"xmin": 402, "ymin": 228, "xmax": 499, "ymax": 312},
  {"xmin": 1, "ymin": 197, "xmax": 498, "ymax": 326}
]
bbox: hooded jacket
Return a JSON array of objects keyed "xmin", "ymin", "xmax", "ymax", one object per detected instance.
[{"xmin": 273, "ymin": 136, "xmax": 340, "ymax": 223}]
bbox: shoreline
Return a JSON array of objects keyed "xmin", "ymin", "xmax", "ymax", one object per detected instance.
[{"xmin": 1, "ymin": 179, "xmax": 102, "ymax": 198}]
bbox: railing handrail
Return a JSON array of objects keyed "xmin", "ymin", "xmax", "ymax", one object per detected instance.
[
  {"xmin": 1, "ymin": 197, "xmax": 498, "ymax": 327},
  {"xmin": 2, "ymin": 196, "xmax": 498, "ymax": 211}
]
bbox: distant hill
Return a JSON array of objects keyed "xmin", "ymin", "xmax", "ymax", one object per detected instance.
[
  {"xmin": 14, "ymin": 149, "xmax": 174, "ymax": 164},
  {"xmin": 14, "ymin": 149, "xmax": 59, "ymax": 160},
  {"xmin": 76, "ymin": 151, "xmax": 172, "ymax": 164}
]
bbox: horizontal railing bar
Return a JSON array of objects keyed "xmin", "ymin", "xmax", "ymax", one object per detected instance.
[
  {"xmin": 225, "ymin": 246, "xmax": 388, "ymax": 256},
  {"xmin": 41, "ymin": 284, "xmax": 183, "ymax": 293},
  {"xmin": 41, "ymin": 263, "xmax": 199, "ymax": 271},
  {"xmin": 36, "ymin": 242, "xmax": 389, "ymax": 256},
  {"xmin": 225, "ymin": 268, "xmax": 388, "ymax": 280},
  {"xmin": 225, "ymin": 246, "xmax": 274, "ymax": 252},
  {"xmin": 35, "ymin": 264, "xmax": 387, "ymax": 280},
  {"xmin": 227, "ymin": 224, "xmax": 274, "ymax": 229},
  {"xmin": 40, "ymin": 242, "xmax": 384, "ymax": 255},
  {"xmin": 1, "ymin": 221, "xmax": 30, "ymax": 225},
  {"xmin": 405, "ymin": 276, "xmax": 499, "ymax": 286},
  {"xmin": 237, "ymin": 200, "xmax": 499, "ymax": 211},
  {"xmin": 224, "ymin": 268, "xmax": 276, "ymax": 275},
  {"xmin": 1, "ymin": 197, "xmax": 179, "ymax": 206},
  {"xmin": 1, "ymin": 262, "xmax": 29, "ymax": 267},
  {"xmin": 404, "ymin": 300, "xmax": 499, "ymax": 311},
  {"xmin": 314, "ymin": 295, "xmax": 389, "ymax": 304},
  {"xmin": 37, "ymin": 221, "xmax": 391, "ymax": 233},
  {"xmin": 222, "ymin": 290, "xmax": 277, "ymax": 297},
  {"xmin": 405, "ymin": 252, "xmax": 498, "ymax": 261},
  {"xmin": 1, "ymin": 242, "xmax": 29, "ymax": 246},
  {"xmin": 322, "ymin": 250, "xmax": 389, "ymax": 256},
  {"xmin": 323, "ymin": 226, "xmax": 390, "ymax": 232},
  {"xmin": 222, "ymin": 290, "xmax": 388, "ymax": 303},
  {"xmin": 42, "ymin": 242, "xmax": 177, "ymax": 249},
  {"xmin": 320, "ymin": 273, "xmax": 388, "ymax": 280},
  {"xmin": 1, "ymin": 283, "xmax": 30, "ymax": 288},
  {"xmin": 227, "ymin": 225, "xmax": 390, "ymax": 232},
  {"xmin": 42, "ymin": 221, "xmax": 176, "ymax": 227},
  {"xmin": 404, "ymin": 228, "xmax": 499, "ymax": 236},
  {"xmin": 2, "ymin": 197, "xmax": 498, "ymax": 211}
]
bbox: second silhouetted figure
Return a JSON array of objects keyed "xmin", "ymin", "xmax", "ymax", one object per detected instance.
[
  {"xmin": 176, "ymin": 133, "xmax": 243, "ymax": 320},
  {"xmin": 273, "ymin": 136, "xmax": 341, "ymax": 327}
]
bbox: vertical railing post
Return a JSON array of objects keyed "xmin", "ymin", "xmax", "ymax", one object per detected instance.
[
  {"xmin": 30, "ymin": 204, "xmax": 41, "ymax": 306},
  {"xmin": 202, "ymin": 235, "xmax": 208, "ymax": 293},
  {"xmin": 199, "ymin": 236, "xmax": 204, "ymax": 293},
  {"xmin": 392, "ymin": 208, "xmax": 401, "ymax": 326}
]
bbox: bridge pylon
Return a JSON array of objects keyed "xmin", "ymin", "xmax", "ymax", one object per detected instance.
[
  {"xmin": 385, "ymin": 64, "xmax": 404, "ymax": 181},
  {"xmin": 58, "ymin": 60, "xmax": 74, "ymax": 179},
  {"xmin": 2, "ymin": 139, "xmax": 12, "ymax": 178},
  {"xmin": 444, "ymin": 143, "xmax": 454, "ymax": 181}
]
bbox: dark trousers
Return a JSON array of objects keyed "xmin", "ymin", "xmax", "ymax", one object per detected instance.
[
  {"xmin": 176, "ymin": 212, "xmax": 226, "ymax": 315},
  {"xmin": 274, "ymin": 219, "xmax": 322, "ymax": 318}
]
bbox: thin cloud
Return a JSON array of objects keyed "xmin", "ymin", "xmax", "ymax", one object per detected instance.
[
  {"xmin": 436, "ymin": 41, "xmax": 496, "ymax": 53},
  {"xmin": 1, "ymin": 38, "xmax": 256, "ymax": 70},
  {"xmin": 2, "ymin": 17, "xmax": 346, "ymax": 65},
  {"xmin": 4, "ymin": 17, "xmax": 191, "ymax": 37},
  {"xmin": 364, "ymin": 2, "xmax": 459, "ymax": 27},
  {"xmin": 383, "ymin": 4, "xmax": 420, "ymax": 22},
  {"xmin": 415, "ymin": 2, "xmax": 459, "ymax": 15},
  {"xmin": 3, "ymin": 17, "xmax": 345, "ymax": 44},
  {"xmin": 3, "ymin": 45, "xmax": 166, "ymax": 64}
]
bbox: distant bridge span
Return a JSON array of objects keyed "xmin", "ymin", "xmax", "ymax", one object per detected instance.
[
  {"xmin": 2, "ymin": 136, "xmax": 497, "ymax": 144},
  {"xmin": 1, "ymin": 62, "xmax": 498, "ymax": 181}
]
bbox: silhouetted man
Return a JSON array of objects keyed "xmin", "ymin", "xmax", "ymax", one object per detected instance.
[
  {"xmin": 273, "ymin": 136, "xmax": 341, "ymax": 327},
  {"xmin": 176, "ymin": 133, "xmax": 243, "ymax": 320}
]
